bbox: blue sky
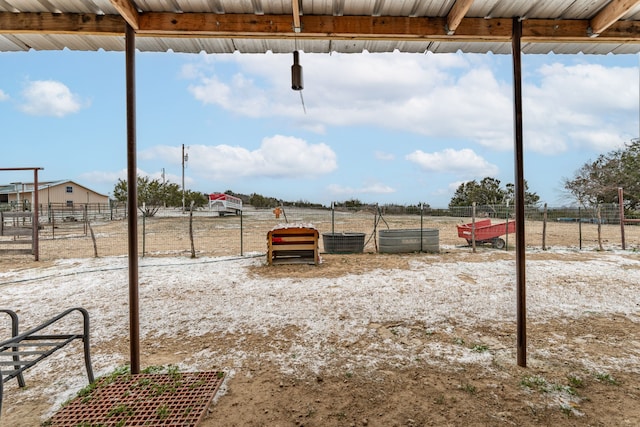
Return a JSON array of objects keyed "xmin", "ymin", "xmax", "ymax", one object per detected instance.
[{"xmin": 1, "ymin": 49, "xmax": 638, "ymax": 208}]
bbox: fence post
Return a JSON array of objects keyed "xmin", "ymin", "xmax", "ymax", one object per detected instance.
[
  {"xmin": 542, "ymin": 203, "xmax": 547, "ymax": 251},
  {"xmin": 618, "ymin": 187, "xmax": 626, "ymax": 250},
  {"xmin": 504, "ymin": 202, "xmax": 509, "ymax": 250},
  {"xmin": 240, "ymin": 209, "xmax": 244, "ymax": 256},
  {"xmin": 597, "ymin": 204, "xmax": 603, "ymax": 251},
  {"xmin": 84, "ymin": 204, "xmax": 88, "ymax": 235},
  {"xmin": 471, "ymin": 202, "xmax": 476, "ymax": 253},
  {"xmin": 142, "ymin": 207, "xmax": 146, "ymax": 258},
  {"xmin": 578, "ymin": 206, "xmax": 582, "ymax": 250},
  {"xmin": 89, "ymin": 221, "xmax": 98, "ymax": 258},
  {"xmin": 331, "ymin": 201, "xmax": 335, "ymax": 234},
  {"xmin": 420, "ymin": 202, "xmax": 424, "ymax": 252},
  {"xmin": 373, "ymin": 204, "xmax": 378, "ymax": 252},
  {"xmin": 189, "ymin": 201, "xmax": 196, "ymax": 258}
]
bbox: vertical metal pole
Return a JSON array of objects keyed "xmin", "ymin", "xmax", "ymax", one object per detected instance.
[
  {"xmin": 505, "ymin": 203, "xmax": 509, "ymax": 250},
  {"xmin": 471, "ymin": 202, "xmax": 476, "ymax": 253},
  {"xmin": 542, "ymin": 203, "xmax": 547, "ymax": 251},
  {"xmin": 512, "ymin": 17, "xmax": 527, "ymax": 368},
  {"xmin": 126, "ymin": 23, "xmax": 140, "ymax": 375},
  {"xmin": 579, "ymin": 207, "xmax": 583, "ymax": 250},
  {"xmin": 420, "ymin": 202, "xmax": 424, "ymax": 252},
  {"xmin": 182, "ymin": 143, "xmax": 185, "ymax": 214},
  {"xmin": 142, "ymin": 211, "xmax": 146, "ymax": 257},
  {"xmin": 618, "ymin": 187, "xmax": 626, "ymax": 250},
  {"xmin": 331, "ymin": 202, "xmax": 335, "ymax": 234},
  {"xmin": 240, "ymin": 210, "xmax": 244, "ymax": 256},
  {"xmin": 33, "ymin": 168, "xmax": 40, "ymax": 261}
]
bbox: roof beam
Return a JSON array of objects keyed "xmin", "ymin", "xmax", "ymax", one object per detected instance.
[
  {"xmin": 292, "ymin": 0, "xmax": 301, "ymax": 33},
  {"xmin": 1, "ymin": 12, "xmax": 640, "ymax": 44},
  {"xmin": 109, "ymin": 0, "xmax": 140, "ymax": 30},
  {"xmin": 138, "ymin": 13, "xmax": 497, "ymax": 39},
  {"xmin": 137, "ymin": 13, "xmax": 640, "ymax": 43},
  {"xmin": 589, "ymin": 0, "xmax": 640, "ymax": 37},
  {"xmin": 0, "ymin": 12, "xmax": 124, "ymax": 35},
  {"xmin": 446, "ymin": 0, "xmax": 474, "ymax": 35}
]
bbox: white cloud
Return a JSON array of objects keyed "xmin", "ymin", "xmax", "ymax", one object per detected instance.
[
  {"xmin": 141, "ymin": 135, "xmax": 337, "ymax": 180},
  {"xmin": 327, "ymin": 182, "xmax": 395, "ymax": 196},
  {"xmin": 567, "ymin": 129, "xmax": 630, "ymax": 152},
  {"xmin": 184, "ymin": 54, "xmax": 638, "ymax": 157},
  {"xmin": 406, "ymin": 148, "xmax": 499, "ymax": 178},
  {"xmin": 524, "ymin": 62, "xmax": 638, "ymax": 154},
  {"xmin": 0, "ymin": 89, "xmax": 9, "ymax": 101},
  {"xmin": 19, "ymin": 80, "xmax": 86, "ymax": 117},
  {"xmin": 374, "ymin": 151, "xmax": 395, "ymax": 161},
  {"xmin": 79, "ymin": 169, "xmax": 126, "ymax": 185},
  {"xmin": 183, "ymin": 52, "xmax": 512, "ymax": 144}
]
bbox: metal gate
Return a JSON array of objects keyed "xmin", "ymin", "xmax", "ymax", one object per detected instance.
[{"xmin": 0, "ymin": 211, "xmax": 34, "ymax": 255}]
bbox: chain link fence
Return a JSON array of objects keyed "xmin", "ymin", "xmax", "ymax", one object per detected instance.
[{"xmin": 1, "ymin": 202, "xmax": 635, "ymax": 261}]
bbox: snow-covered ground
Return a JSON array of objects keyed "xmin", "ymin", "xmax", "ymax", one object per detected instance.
[{"xmin": 2, "ymin": 248, "xmax": 639, "ymax": 417}]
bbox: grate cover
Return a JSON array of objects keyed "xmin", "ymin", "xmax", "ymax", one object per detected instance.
[{"xmin": 45, "ymin": 371, "xmax": 225, "ymax": 426}]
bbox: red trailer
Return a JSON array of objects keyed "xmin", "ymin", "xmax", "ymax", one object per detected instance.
[{"xmin": 457, "ymin": 218, "xmax": 515, "ymax": 249}]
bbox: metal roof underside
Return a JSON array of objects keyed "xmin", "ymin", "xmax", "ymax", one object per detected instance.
[{"xmin": 1, "ymin": 1, "xmax": 640, "ymax": 54}]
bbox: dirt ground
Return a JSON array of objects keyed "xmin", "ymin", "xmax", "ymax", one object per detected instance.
[
  {"xmin": 204, "ymin": 251, "xmax": 640, "ymax": 427},
  {"xmin": 1, "ymin": 214, "xmax": 639, "ymax": 426}
]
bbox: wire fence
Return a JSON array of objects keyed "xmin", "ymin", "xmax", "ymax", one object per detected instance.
[{"xmin": 1, "ymin": 203, "xmax": 638, "ymax": 261}]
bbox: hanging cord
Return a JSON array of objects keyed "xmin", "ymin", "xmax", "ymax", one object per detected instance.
[{"xmin": 299, "ymin": 91, "xmax": 307, "ymax": 114}]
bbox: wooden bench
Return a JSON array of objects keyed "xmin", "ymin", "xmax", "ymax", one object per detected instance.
[
  {"xmin": 267, "ymin": 225, "xmax": 319, "ymax": 265},
  {"xmin": 0, "ymin": 308, "xmax": 95, "ymax": 416}
]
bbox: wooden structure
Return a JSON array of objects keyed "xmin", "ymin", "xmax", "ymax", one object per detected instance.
[{"xmin": 267, "ymin": 225, "xmax": 319, "ymax": 266}]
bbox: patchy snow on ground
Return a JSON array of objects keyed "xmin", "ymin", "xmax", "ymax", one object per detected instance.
[{"xmin": 1, "ymin": 248, "xmax": 639, "ymax": 416}]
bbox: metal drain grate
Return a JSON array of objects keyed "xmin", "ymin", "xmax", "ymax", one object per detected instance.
[{"xmin": 45, "ymin": 371, "xmax": 225, "ymax": 426}]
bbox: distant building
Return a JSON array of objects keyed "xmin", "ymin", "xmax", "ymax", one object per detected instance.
[{"xmin": 0, "ymin": 180, "xmax": 109, "ymax": 209}]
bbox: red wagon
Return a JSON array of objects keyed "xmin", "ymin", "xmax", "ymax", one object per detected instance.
[{"xmin": 457, "ymin": 218, "xmax": 515, "ymax": 249}]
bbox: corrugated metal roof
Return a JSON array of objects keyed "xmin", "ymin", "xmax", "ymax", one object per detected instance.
[{"xmin": 1, "ymin": 0, "xmax": 640, "ymax": 54}]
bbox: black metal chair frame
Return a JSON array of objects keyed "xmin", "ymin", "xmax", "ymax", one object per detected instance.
[{"xmin": 0, "ymin": 307, "xmax": 94, "ymax": 416}]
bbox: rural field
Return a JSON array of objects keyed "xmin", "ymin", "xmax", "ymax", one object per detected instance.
[
  {"xmin": 10, "ymin": 205, "xmax": 639, "ymax": 260},
  {"xmin": 1, "ymin": 211, "xmax": 639, "ymax": 426}
]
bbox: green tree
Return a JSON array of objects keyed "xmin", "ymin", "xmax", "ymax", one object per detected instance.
[
  {"xmin": 449, "ymin": 177, "xmax": 505, "ymax": 207},
  {"xmin": 504, "ymin": 181, "xmax": 540, "ymax": 206},
  {"xmin": 184, "ymin": 190, "xmax": 208, "ymax": 210},
  {"xmin": 248, "ymin": 193, "xmax": 279, "ymax": 208},
  {"xmin": 343, "ymin": 198, "xmax": 363, "ymax": 209},
  {"xmin": 563, "ymin": 139, "xmax": 640, "ymax": 210},
  {"xmin": 449, "ymin": 177, "xmax": 540, "ymax": 208},
  {"xmin": 113, "ymin": 176, "xmax": 175, "ymax": 216},
  {"xmin": 163, "ymin": 182, "xmax": 183, "ymax": 207}
]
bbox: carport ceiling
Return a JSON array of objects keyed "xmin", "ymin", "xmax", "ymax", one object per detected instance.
[{"xmin": 2, "ymin": 0, "xmax": 640, "ymax": 54}]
